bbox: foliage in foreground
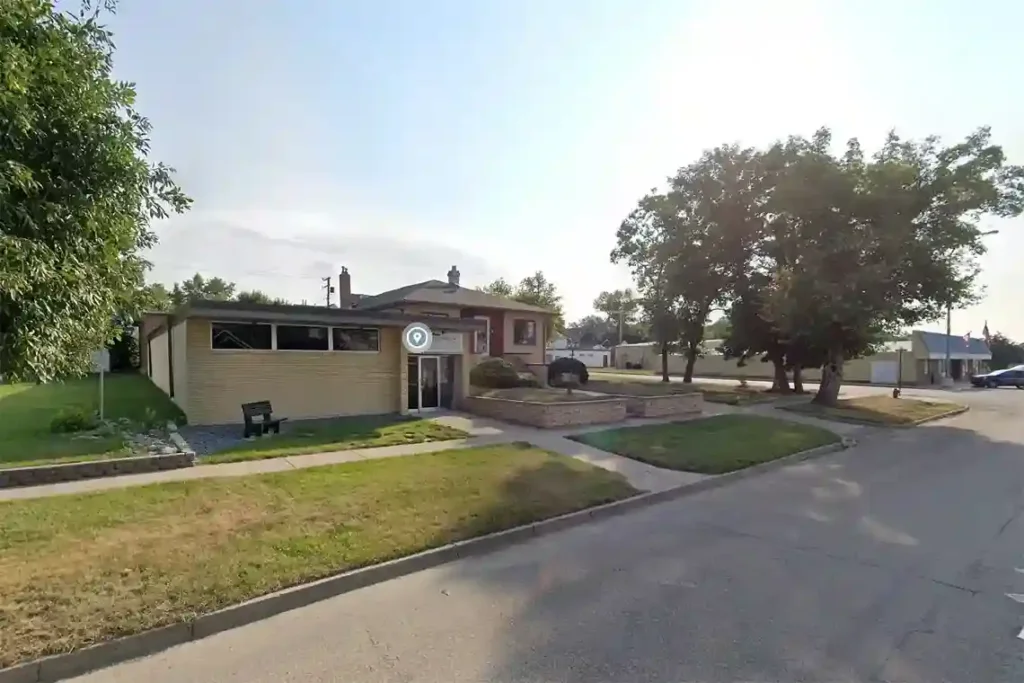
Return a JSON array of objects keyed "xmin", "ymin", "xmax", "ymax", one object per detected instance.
[{"xmin": 0, "ymin": 0, "xmax": 191, "ymax": 382}]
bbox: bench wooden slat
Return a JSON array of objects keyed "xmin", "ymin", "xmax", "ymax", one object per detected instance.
[{"xmin": 240, "ymin": 400, "xmax": 286, "ymax": 438}]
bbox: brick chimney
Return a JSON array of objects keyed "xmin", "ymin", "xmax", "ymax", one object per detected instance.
[
  {"xmin": 339, "ymin": 267, "xmax": 351, "ymax": 298},
  {"xmin": 446, "ymin": 265, "xmax": 460, "ymax": 287}
]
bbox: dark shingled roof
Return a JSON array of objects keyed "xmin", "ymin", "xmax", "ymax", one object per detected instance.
[{"xmin": 354, "ymin": 280, "xmax": 551, "ymax": 314}]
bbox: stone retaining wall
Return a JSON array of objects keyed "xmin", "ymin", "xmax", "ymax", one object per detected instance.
[
  {"xmin": 0, "ymin": 452, "xmax": 196, "ymax": 489},
  {"xmin": 462, "ymin": 396, "xmax": 628, "ymax": 428},
  {"xmin": 623, "ymin": 392, "xmax": 704, "ymax": 418}
]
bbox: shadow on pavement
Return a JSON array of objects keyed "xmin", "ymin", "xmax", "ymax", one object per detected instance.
[{"xmin": 434, "ymin": 410, "xmax": 1024, "ymax": 682}]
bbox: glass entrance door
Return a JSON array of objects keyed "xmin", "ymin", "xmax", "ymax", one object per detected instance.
[{"xmin": 418, "ymin": 356, "xmax": 441, "ymax": 410}]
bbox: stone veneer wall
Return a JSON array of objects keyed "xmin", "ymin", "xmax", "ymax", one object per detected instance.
[
  {"xmin": 623, "ymin": 392, "xmax": 704, "ymax": 418},
  {"xmin": 462, "ymin": 396, "xmax": 628, "ymax": 428},
  {"xmin": 0, "ymin": 452, "xmax": 195, "ymax": 489}
]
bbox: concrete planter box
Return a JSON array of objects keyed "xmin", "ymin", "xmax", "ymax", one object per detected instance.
[
  {"xmin": 462, "ymin": 396, "xmax": 628, "ymax": 428},
  {"xmin": 622, "ymin": 392, "xmax": 704, "ymax": 418},
  {"xmin": 0, "ymin": 452, "xmax": 196, "ymax": 489}
]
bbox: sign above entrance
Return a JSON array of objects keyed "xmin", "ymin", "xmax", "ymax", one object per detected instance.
[
  {"xmin": 402, "ymin": 323, "xmax": 433, "ymax": 353},
  {"xmin": 427, "ymin": 331, "xmax": 464, "ymax": 354}
]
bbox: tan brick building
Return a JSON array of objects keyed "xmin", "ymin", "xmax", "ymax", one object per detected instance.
[{"xmin": 140, "ymin": 268, "xmax": 553, "ymax": 425}]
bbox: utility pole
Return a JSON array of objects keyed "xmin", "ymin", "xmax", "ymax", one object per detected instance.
[
  {"xmin": 943, "ymin": 228, "xmax": 999, "ymax": 386},
  {"xmin": 321, "ymin": 276, "xmax": 335, "ymax": 308}
]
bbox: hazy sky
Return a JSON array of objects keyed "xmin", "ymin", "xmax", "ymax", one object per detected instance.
[{"xmin": 106, "ymin": 0, "xmax": 1023, "ymax": 338}]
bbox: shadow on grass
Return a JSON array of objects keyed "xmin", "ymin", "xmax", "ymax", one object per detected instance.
[
  {"xmin": 779, "ymin": 395, "xmax": 966, "ymax": 427},
  {"xmin": 0, "ymin": 441, "xmax": 638, "ymax": 669},
  {"xmin": 567, "ymin": 413, "xmax": 840, "ymax": 475},
  {"xmin": 200, "ymin": 414, "xmax": 469, "ymax": 463},
  {"xmin": 425, "ymin": 407, "xmax": 1024, "ymax": 682},
  {"xmin": 0, "ymin": 374, "xmax": 184, "ymax": 467}
]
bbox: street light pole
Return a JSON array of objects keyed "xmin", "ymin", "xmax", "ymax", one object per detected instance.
[{"xmin": 943, "ymin": 228, "xmax": 999, "ymax": 387}]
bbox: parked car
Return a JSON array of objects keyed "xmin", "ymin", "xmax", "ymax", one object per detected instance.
[{"xmin": 969, "ymin": 366, "xmax": 1024, "ymax": 388}]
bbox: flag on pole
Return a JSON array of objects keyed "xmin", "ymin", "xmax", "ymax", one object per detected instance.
[
  {"xmin": 983, "ymin": 321, "xmax": 991, "ymax": 343},
  {"xmin": 963, "ymin": 331, "xmax": 971, "ymax": 345}
]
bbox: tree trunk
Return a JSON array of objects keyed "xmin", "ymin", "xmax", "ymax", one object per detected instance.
[
  {"xmin": 792, "ymin": 367, "xmax": 805, "ymax": 394},
  {"xmin": 770, "ymin": 357, "xmax": 791, "ymax": 393},
  {"xmin": 660, "ymin": 344, "xmax": 670, "ymax": 382},
  {"xmin": 813, "ymin": 348, "xmax": 844, "ymax": 406},
  {"xmin": 683, "ymin": 345, "xmax": 698, "ymax": 384}
]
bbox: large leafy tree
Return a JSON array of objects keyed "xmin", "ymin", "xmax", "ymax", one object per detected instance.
[
  {"xmin": 614, "ymin": 146, "xmax": 762, "ymax": 382},
  {"xmin": 592, "ymin": 289, "xmax": 639, "ymax": 343},
  {"xmin": 761, "ymin": 127, "xmax": 1023, "ymax": 405},
  {"xmin": 481, "ymin": 272, "xmax": 565, "ymax": 332},
  {"xmin": 0, "ymin": 0, "xmax": 191, "ymax": 381},
  {"xmin": 988, "ymin": 333, "xmax": 1024, "ymax": 370},
  {"xmin": 235, "ymin": 289, "xmax": 289, "ymax": 305},
  {"xmin": 170, "ymin": 273, "xmax": 235, "ymax": 307}
]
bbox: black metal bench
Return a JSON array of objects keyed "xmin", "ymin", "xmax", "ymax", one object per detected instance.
[{"xmin": 241, "ymin": 400, "xmax": 287, "ymax": 438}]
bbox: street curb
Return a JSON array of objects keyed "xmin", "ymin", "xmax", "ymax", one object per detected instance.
[
  {"xmin": 778, "ymin": 403, "xmax": 969, "ymax": 428},
  {"xmin": 0, "ymin": 438, "xmax": 850, "ymax": 683}
]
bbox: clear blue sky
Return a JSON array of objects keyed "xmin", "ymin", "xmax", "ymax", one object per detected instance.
[{"xmin": 106, "ymin": 0, "xmax": 1024, "ymax": 338}]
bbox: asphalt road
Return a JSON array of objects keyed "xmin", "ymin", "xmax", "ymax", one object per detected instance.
[{"xmin": 70, "ymin": 388, "xmax": 1024, "ymax": 683}]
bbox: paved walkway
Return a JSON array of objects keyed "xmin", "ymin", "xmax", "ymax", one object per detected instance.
[{"xmin": 0, "ymin": 404, "xmax": 869, "ymax": 502}]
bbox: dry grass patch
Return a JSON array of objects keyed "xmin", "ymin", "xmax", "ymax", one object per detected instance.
[
  {"xmin": 0, "ymin": 443, "xmax": 636, "ymax": 668},
  {"xmin": 782, "ymin": 395, "xmax": 965, "ymax": 425},
  {"xmin": 473, "ymin": 388, "xmax": 611, "ymax": 403}
]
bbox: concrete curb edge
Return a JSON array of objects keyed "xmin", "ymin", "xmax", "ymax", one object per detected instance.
[
  {"xmin": 778, "ymin": 403, "xmax": 970, "ymax": 428},
  {"xmin": 0, "ymin": 438, "xmax": 850, "ymax": 683}
]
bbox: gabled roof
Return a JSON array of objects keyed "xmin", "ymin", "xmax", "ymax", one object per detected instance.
[
  {"xmin": 915, "ymin": 330, "xmax": 991, "ymax": 356},
  {"xmin": 354, "ymin": 280, "xmax": 551, "ymax": 314}
]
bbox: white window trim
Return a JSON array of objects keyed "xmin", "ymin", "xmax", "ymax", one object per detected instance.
[
  {"xmin": 474, "ymin": 316, "xmax": 490, "ymax": 356},
  {"xmin": 512, "ymin": 318, "xmax": 538, "ymax": 347},
  {"xmin": 210, "ymin": 320, "xmax": 274, "ymax": 351},
  {"xmin": 210, "ymin": 321, "xmax": 382, "ymax": 354}
]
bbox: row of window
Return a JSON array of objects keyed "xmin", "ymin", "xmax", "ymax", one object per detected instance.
[
  {"xmin": 212, "ymin": 318, "xmax": 538, "ymax": 353},
  {"xmin": 212, "ymin": 322, "xmax": 380, "ymax": 352}
]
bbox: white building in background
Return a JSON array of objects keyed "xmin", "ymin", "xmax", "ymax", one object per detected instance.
[{"xmin": 546, "ymin": 335, "xmax": 611, "ymax": 367}]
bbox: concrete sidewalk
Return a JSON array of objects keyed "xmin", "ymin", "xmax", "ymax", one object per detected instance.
[{"xmin": 0, "ymin": 413, "xmax": 708, "ymax": 501}]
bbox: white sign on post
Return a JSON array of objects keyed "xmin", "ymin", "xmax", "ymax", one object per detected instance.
[{"xmin": 91, "ymin": 349, "xmax": 110, "ymax": 420}]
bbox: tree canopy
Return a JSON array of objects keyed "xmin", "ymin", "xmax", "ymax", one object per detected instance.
[
  {"xmin": 0, "ymin": 0, "xmax": 190, "ymax": 381},
  {"xmin": 614, "ymin": 126, "xmax": 1023, "ymax": 403},
  {"xmin": 480, "ymin": 271, "xmax": 565, "ymax": 331}
]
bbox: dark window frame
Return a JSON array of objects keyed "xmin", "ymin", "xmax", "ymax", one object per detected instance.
[
  {"xmin": 332, "ymin": 326, "xmax": 381, "ymax": 352},
  {"xmin": 512, "ymin": 318, "xmax": 537, "ymax": 346},
  {"xmin": 211, "ymin": 321, "xmax": 273, "ymax": 350},
  {"xmin": 276, "ymin": 324, "xmax": 330, "ymax": 351}
]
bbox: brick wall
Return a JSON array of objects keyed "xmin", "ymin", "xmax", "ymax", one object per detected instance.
[
  {"xmin": 462, "ymin": 396, "xmax": 627, "ymax": 428},
  {"xmin": 624, "ymin": 392, "xmax": 703, "ymax": 418}
]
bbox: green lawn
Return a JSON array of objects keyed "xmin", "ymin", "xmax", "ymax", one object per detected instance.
[
  {"xmin": 782, "ymin": 395, "xmax": 965, "ymax": 426},
  {"xmin": 204, "ymin": 415, "xmax": 469, "ymax": 463},
  {"xmin": 571, "ymin": 414, "xmax": 839, "ymax": 474},
  {"xmin": 0, "ymin": 374, "xmax": 185, "ymax": 468},
  {"xmin": 0, "ymin": 444, "xmax": 637, "ymax": 668}
]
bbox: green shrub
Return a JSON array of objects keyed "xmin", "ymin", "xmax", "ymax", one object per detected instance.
[
  {"xmin": 548, "ymin": 357, "xmax": 590, "ymax": 386},
  {"xmin": 516, "ymin": 372, "xmax": 540, "ymax": 387},
  {"xmin": 50, "ymin": 405, "xmax": 99, "ymax": 434},
  {"xmin": 470, "ymin": 358, "xmax": 522, "ymax": 388}
]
